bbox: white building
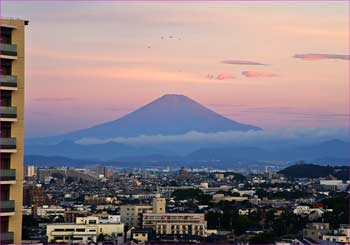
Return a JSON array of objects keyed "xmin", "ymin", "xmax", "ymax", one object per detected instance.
[
  {"xmin": 46, "ymin": 216, "xmax": 124, "ymax": 244},
  {"xmin": 99, "ymin": 215, "xmax": 121, "ymax": 224},
  {"xmin": 37, "ymin": 206, "xmax": 65, "ymax": 217},
  {"xmin": 319, "ymin": 180, "xmax": 348, "ymax": 192},
  {"xmin": 293, "ymin": 206, "xmax": 332, "ymax": 217}
]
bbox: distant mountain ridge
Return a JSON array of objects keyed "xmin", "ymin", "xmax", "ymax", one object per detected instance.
[
  {"xmin": 26, "ymin": 139, "xmax": 350, "ymax": 167},
  {"xmin": 28, "ymin": 94, "xmax": 261, "ymax": 145}
]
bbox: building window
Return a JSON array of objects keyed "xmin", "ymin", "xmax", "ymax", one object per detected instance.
[
  {"xmin": 0, "ymin": 91, "xmax": 12, "ymax": 107},
  {"xmin": 0, "ymin": 153, "xmax": 11, "ymax": 169},
  {"xmin": 0, "ymin": 59, "xmax": 12, "ymax": 75},
  {"xmin": 0, "ymin": 185, "xmax": 10, "ymax": 200},
  {"xmin": 0, "ymin": 27, "xmax": 12, "ymax": 44},
  {"xmin": 0, "ymin": 216, "xmax": 9, "ymax": 233}
]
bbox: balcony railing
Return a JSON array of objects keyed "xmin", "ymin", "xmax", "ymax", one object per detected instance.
[
  {"xmin": 0, "ymin": 138, "xmax": 16, "ymax": 150},
  {"xmin": 0, "ymin": 200, "xmax": 15, "ymax": 213},
  {"xmin": 0, "ymin": 232, "xmax": 14, "ymax": 244},
  {"xmin": 0, "ymin": 75, "xmax": 17, "ymax": 88},
  {"xmin": 0, "ymin": 169, "xmax": 16, "ymax": 181},
  {"xmin": 0, "ymin": 43, "xmax": 17, "ymax": 56},
  {"xmin": 0, "ymin": 106, "xmax": 17, "ymax": 119}
]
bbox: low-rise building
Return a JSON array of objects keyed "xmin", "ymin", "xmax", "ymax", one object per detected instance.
[
  {"xmin": 143, "ymin": 213, "xmax": 207, "ymax": 236},
  {"xmin": 319, "ymin": 180, "xmax": 348, "ymax": 192},
  {"xmin": 46, "ymin": 216, "xmax": 125, "ymax": 244},
  {"xmin": 36, "ymin": 205, "xmax": 65, "ymax": 217},
  {"xmin": 322, "ymin": 224, "xmax": 350, "ymax": 244},
  {"xmin": 238, "ymin": 208, "xmax": 257, "ymax": 216},
  {"xmin": 303, "ymin": 222, "xmax": 330, "ymax": 242},
  {"xmin": 212, "ymin": 194, "xmax": 248, "ymax": 203},
  {"xmin": 130, "ymin": 228, "xmax": 154, "ymax": 244}
]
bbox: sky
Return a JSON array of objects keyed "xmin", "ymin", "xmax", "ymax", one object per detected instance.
[{"xmin": 2, "ymin": 1, "xmax": 349, "ymax": 138}]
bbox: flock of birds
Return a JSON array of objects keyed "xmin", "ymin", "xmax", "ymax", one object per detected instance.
[{"xmin": 147, "ymin": 35, "xmax": 182, "ymax": 49}]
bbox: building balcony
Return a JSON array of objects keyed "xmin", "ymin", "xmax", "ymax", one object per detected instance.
[
  {"xmin": 0, "ymin": 75, "xmax": 17, "ymax": 89},
  {"xmin": 0, "ymin": 232, "xmax": 14, "ymax": 244},
  {"xmin": 0, "ymin": 43, "xmax": 17, "ymax": 57},
  {"xmin": 51, "ymin": 231, "xmax": 74, "ymax": 236},
  {"xmin": 0, "ymin": 200, "xmax": 15, "ymax": 213},
  {"xmin": 0, "ymin": 169, "xmax": 16, "ymax": 182},
  {"xmin": 0, "ymin": 138, "xmax": 16, "ymax": 152},
  {"xmin": 0, "ymin": 106, "xmax": 17, "ymax": 121}
]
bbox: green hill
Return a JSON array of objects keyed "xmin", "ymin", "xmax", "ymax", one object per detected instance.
[{"xmin": 278, "ymin": 163, "xmax": 349, "ymax": 181}]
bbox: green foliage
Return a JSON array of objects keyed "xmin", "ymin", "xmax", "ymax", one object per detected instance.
[
  {"xmin": 321, "ymin": 194, "xmax": 350, "ymax": 228},
  {"xmin": 171, "ymin": 189, "xmax": 204, "ymax": 200},
  {"xmin": 271, "ymin": 212, "xmax": 308, "ymax": 236},
  {"xmin": 249, "ymin": 232, "xmax": 275, "ymax": 244},
  {"xmin": 97, "ymin": 233, "xmax": 106, "ymax": 242},
  {"xmin": 205, "ymin": 202, "xmax": 261, "ymax": 235},
  {"xmin": 255, "ymin": 188, "xmax": 306, "ymax": 199}
]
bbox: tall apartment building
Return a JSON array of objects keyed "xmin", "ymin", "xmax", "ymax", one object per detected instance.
[
  {"xmin": 0, "ymin": 18, "xmax": 29, "ymax": 244},
  {"xmin": 25, "ymin": 165, "xmax": 36, "ymax": 177}
]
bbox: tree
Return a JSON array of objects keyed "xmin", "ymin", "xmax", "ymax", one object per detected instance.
[
  {"xmin": 249, "ymin": 232, "xmax": 275, "ymax": 244},
  {"xmin": 171, "ymin": 189, "xmax": 203, "ymax": 201},
  {"xmin": 97, "ymin": 233, "xmax": 106, "ymax": 242}
]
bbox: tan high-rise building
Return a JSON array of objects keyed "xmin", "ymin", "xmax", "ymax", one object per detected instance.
[
  {"xmin": 0, "ymin": 18, "xmax": 29, "ymax": 244},
  {"xmin": 152, "ymin": 194, "xmax": 165, "ymax": 214}
]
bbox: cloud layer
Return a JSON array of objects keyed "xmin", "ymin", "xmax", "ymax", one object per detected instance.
[
  {"xmin": 34, "ymin": 97, "xmax": 78, "ymax": 102},
  {"xmin": 221, "ymin": 60, "xmax": 266, "ymax": 65},
  {"xmin": 75, "ymin": 127, "xmax": 349, "ymax": 148},
  {"xmin": 294, "ymin": 53, "xmax": 350, "ymax": 61},
  {"xmin": 206, "ymin": 73, "xmax": 236, "ymax": 80}
]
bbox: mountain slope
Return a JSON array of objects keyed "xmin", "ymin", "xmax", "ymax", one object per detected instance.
[{"xmin": 28, "ymin": 94, "xmax": 261, "ymax": 145}]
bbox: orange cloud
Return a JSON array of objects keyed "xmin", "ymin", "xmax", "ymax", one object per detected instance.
[{"xmin": 242, "ymin": 71, "xmax": 277, "ymax": 78}]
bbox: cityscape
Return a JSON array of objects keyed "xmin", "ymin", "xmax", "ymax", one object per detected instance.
[{"xmin": 1, "ymin": 1, "xmax": 349, "ymax": 245}]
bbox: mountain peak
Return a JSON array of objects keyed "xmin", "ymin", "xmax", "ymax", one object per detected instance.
[
  {"xmin": 161, "ymin": 93, "xmax": 187, "ymax": 98},
  {"xmin": 30, "ymin": 94, "xmax": 262, "ymax": 143},
  {"xmin": 156, "ymin": 94, "xmax": 193, "ymax": 104}
]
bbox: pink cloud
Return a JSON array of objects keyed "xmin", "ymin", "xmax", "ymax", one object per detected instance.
[
  {"xmin": 216, "ymin": 73, "xmax": 236, "ymax": 80},
  {"xmin": 242, "ymin": 71, "xmax": 277, "ymax": 78},
  {"xmin": 207, "ymin": 73, "xmax": 236, "ymax": 80},
  {"xmin": 294, "ymin": 53, "xmax": 350, "ymax": 61},
  {"xmin": 222, "ymin": 60, "xmax": 266, "ymax": 65}
]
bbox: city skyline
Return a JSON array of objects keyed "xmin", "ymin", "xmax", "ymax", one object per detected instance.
[{"xmin": 2, "ymin": 1, "xmax": 349, "ymax": 137}]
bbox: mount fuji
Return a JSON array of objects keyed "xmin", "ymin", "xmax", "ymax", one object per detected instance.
[{"xmin": 29, "ymin": 94, "xmax": 261, "ymax": 146}]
